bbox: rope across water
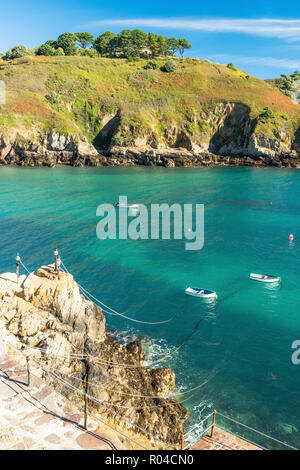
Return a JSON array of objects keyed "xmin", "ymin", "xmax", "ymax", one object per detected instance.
[{"xmin": 61, "ymin": 260, "xmax": 176, "ymax": 325}]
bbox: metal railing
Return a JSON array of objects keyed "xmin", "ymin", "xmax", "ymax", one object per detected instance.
[
  {"xmin": 1, "ymin": 336, "xmax": 297, "ymax": 451},
  {"xmin": 216, "ymin": 412, "xmax": 298, "ymax": 451},
  {"xmin": 182, "ymin": 409, "xmax": 297, "ymax": 450},
  {"xmin": 0, "ymin": 336, "xmax": 177, "ymax": 450},
  {"xmin": 183, "ymin": 411, "xmax": 215, "ymax": 449}
]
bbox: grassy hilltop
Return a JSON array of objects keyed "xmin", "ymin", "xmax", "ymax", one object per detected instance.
[{"xmin": 0, "ymin": 55, "xmax": 300, "ymax": 155}]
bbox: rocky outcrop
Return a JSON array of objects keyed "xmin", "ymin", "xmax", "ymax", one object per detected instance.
[
  {"xmin": 0, "ymin": 129, "xmax": 105, "ymax": 168},
  {"xmin": 0, "ymin": 101, "xmax": 300, "ymax": 168},
  {"xmin": 0, "ymin": 266, "xmax": 187, "ymax": 449}
]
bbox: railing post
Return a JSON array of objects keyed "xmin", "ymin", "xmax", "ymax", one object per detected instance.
[
  {"xmin": 84, "ymin": 393, "xmax": 88, "ymax": 430},
  {"xmin": 26, "ymin": 356, "xmax": 31, "ymax": 386},
  {"xmin": 210, "ymin": 409, "xmax": 216, "ymax": 438},
  {"xmin": 180, "ymin": 433, "xmax": 184, "ymax": 450}
]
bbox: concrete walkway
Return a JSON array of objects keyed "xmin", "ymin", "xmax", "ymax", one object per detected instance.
[{"xmin": 0, "ymin": 355, "xmax": 122, "ymax": 450}]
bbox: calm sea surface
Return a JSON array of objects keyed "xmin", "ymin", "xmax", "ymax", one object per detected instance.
[{"xmin": 0, "ymin": 165, "xmax": 299, "ymax": 448}]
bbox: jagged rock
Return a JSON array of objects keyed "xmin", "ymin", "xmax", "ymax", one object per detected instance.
[{"xmin": 0, "ymin": 265, "xmax": 187, "ymax": 448}]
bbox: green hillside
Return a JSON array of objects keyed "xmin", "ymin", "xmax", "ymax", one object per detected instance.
[{"xmin": 0, "ymin": 55, "xmax": 299, "ymax": 151}]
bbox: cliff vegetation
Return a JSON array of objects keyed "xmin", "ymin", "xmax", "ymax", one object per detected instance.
[{"xmin": 0, "ymin": 55, "xmax": 300, "ymax": 167}]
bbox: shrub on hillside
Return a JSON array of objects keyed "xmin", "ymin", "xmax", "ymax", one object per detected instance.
[
  {"xmin": 36, "ymin": 44, "xmax": 65, "ymax": 57},
  {"xmin": 260, "ymin": 106, "xmax": 275, "ymax": 121},
  {"xmin": 161, "ymin": 59, "xmax": 177, "ymax": 73},
  {"xmin": 127, "ymin": 53, "xmax": 141, "ymax": 62},
  {"xmin": 227, "ymin": 62, "xmax": 237, "ymax": 71},
  {"xmin": 36, "ymin": 44, "xmax": 56, "ymax": 56},
  {"xmin": 5, "ymin": 45, "xmax": 30, "ymax": 60},
  {"xmin": 45, "ymin": 90, "xmax": 60, "ymax": 104},
  {"xmin": 54, "ymin": 48, "xmax": 65, "ymax": 56},
  {"xmin": 143, "ymin": 60, "xmax": 158, "ymax": 70},
  {"xmin": 79, "ymin": 48, "xmax": 98, "ymax": 58}
]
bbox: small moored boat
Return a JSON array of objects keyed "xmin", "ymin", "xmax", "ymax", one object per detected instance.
[
  {"xmin": 185, "ymin": 287, "xmax": 217, "ymax": 298},
  {"xmin": 250, "ymin": 273, "xmax": 281, "ymax": 283}
]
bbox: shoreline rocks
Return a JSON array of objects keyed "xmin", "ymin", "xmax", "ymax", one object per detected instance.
[
  {"xmin": 1, "ymin": 145, "xmax": 300, "ymax": 169},
  {"xmin": 1, "ymin": 132, "xmax": 300, "ymax": 169}
]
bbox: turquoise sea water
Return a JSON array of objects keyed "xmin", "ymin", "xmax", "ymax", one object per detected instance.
[{"xmin": 0, "ymin": 165, "xmax": 300, "ymax": 448}]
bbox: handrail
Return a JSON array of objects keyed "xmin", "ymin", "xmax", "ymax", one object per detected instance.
[
  {"xmin": 216, "ymin": 424, "xmax": 267, "ymax": 450},
  {"xmin": 183, "ymin": 412, "xmax": 214, "ymax": 438},
  {"xmin": 183, "ymin": 423, "xmax": 213, "ymax": 450},
  {"xmin": 181, "ymin": 408, "xmax": 297, "ymax": 451},
  {"xmin": 3, "ymin": 335, "xmax": 297, "ymax": 451},
  {"xmin": 1, "ymin": 336, "xmax": 177, "ymax": 450},
  {"xmin": 216, "ymin": 412, "xmax": 298, "ymax": 450}
]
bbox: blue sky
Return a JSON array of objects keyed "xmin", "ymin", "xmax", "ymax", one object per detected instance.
[{"xmin": 1, "ymin": 0, "xmax": 300, "ymax": 78}]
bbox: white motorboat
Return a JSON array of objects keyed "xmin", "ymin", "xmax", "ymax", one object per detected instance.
[
  {"xmin": 185, "ymin": 287, "xmax": 218, "ymax": 298},
  {"xmin": 250, "ymin": 273, "xmax": 281, "ymax": 283}
]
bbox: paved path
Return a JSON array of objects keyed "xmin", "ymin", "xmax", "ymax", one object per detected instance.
[
  {"xmin": 0, "ymin": 353, "xmax": 262, "ymax": 451},
  {"xmin": 191, "ymin": 427, "xmax": 261, "ymax": 450},
  {"xmin": 0, "ymin": 355, "xmax": 122, "ymax": 450}
]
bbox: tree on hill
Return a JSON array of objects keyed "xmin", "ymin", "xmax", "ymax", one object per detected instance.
[
  {"xmin": 32, "ymin": 29, "xmax": 192, "ymax": 59},
  {"xmin": 131, "ymin": 29, "xmax": 148, "ymax": 52},
  {"xmin": 117, "ymin": 30, "xmax": 135, "ymax": 57},
  {"xmin": 275, "ymin": 74, "xmax": 295, "ymax": 98},
  {"xmin": 75, "ymin": 32, "xmax": 94, "ymax": 49},
  {"xmin": 45, "ymin": 40, "xmax": 58, "ymax": 49},
  {"xmin": 94, "ymin": 31, "xmax": 116, "ymax": 56},
  {"xmin": 57, "ymin": 33, "xmax": 77, "ymax": 56},
  {"xmin": 94, "ymin": 30, "xmax": 191, "ymax": 59},
  {"xmin": 291, "ymin": 70, "xmax": 300, "ymax": 80},
  {"xmin": 156, "ymin": 35, "xmax": 170, "ymax": 56},
  {"xmin": 148, "ymin": 33, "xmax": 161, "ymax": 57},
  {"xmin": 168, "ymin": 38, "xmax": 180, "ymax": 56},
  {"xmin": 178, "ymin": 38, "xmax": 191, "ymax": 58}
]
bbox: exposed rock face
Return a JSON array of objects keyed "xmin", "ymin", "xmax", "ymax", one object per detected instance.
[
  {"xmin": 0, "ymin": 266, "xmax": 187, "ymax": 449},
  {"xmin": 0, "ymin": 101, "xmax": 300, "ymax": 167},
  {"xmin": 0, "ymin": 129, "xmax": 104, "ymax": 168}
]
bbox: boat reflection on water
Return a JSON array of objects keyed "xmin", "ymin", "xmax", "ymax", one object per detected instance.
[{"xmin": 262, "ymin": 279, "xmax": 281, "ymax": 301}]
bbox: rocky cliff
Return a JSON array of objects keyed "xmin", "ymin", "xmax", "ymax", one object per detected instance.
[
  {"xmin": 1, "ymin": 102, "xmax": 300, "ymax": 169},
  {"xmin": 0, "ymin": 265, "xmax": 186, "ymax": 449},
  {"xmin": 0, "ymin": 56, "xmax": 300, "ymax": 168}
]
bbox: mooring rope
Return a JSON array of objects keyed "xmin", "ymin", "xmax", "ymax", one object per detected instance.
[
  {"xmin": 60, "ymin": 258, "xmax": 215, "ymax": 368},
  {"xmin": 79, "ymin": 283, "xmax": 175, "ymax": 325},
  {"xmin": 61, "ymin": 259, "xmax": 176, "ymax": 325},
  {"xmin": 19, "ymin": 259, "xmax": 31, "ymax": 275}
]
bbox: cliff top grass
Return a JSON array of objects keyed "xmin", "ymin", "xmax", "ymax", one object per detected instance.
[{"xmin": 0, "ymin": 55, "xmax": 299, "ymax": 142}]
